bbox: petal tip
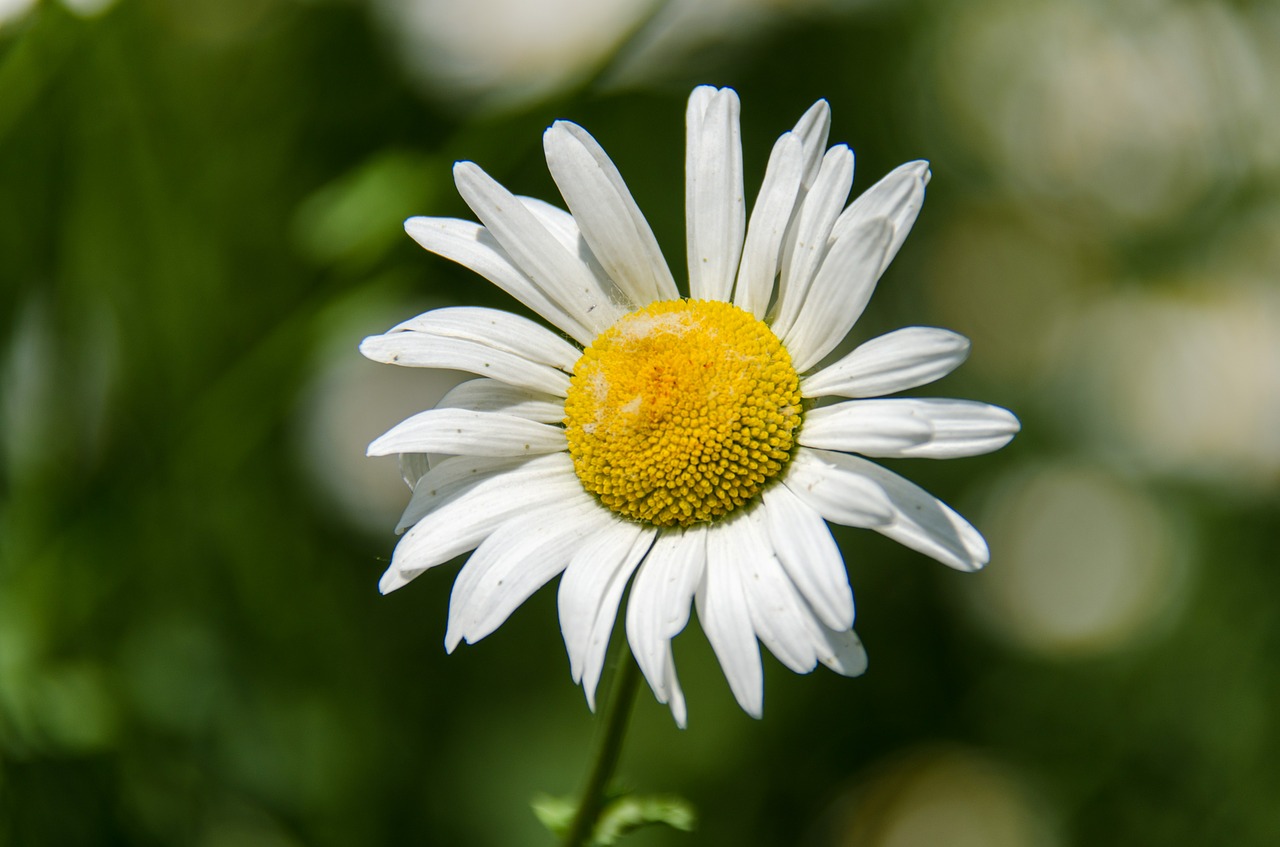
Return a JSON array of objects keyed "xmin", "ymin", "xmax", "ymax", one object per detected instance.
[
  {"xmin": 356, "ymin": 335, "xmax": 387, "ymax": 362},
  {"xmin": 378, "ymin": 566, "xmax": 409, "ymax": 595},
  {"xmin": 543, "ymin": 120, "xmax": 572, "ymax": 144}
]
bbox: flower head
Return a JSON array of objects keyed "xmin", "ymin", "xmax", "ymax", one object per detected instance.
[{"xmin": 361, "ymin": 85, "xmax": 1019, "ymax": 726}]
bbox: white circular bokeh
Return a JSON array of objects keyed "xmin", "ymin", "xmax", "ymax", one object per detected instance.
[
  {"xmin": 968, "ymin": 462, "xmax": 1188, "ymax": 657},
  {"xmin": 828, "ymin": 745, "xmax": 1059, "ymax": 847},
  {"xmin": 934, "ymin": 0, "xmax": 1280, "ymax": 230},
  {"xmin": 295, "ymin": 293, "xmax": 465, "ymax": 536}
]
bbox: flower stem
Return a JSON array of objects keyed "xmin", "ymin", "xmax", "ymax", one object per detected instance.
[{"xmin": 562, "ymin": 649, "xmax": 642, "ymax": 847}]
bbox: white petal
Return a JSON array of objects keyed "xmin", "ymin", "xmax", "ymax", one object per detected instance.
[
  {"xmin": 732, "ymin": 507, "xmax": 865, "ymax": 680},
  {"xmin": 697, "ymin": 517, "xmax": 764, "ymax": 718},
  {"xmin": 516, "ymin": 196, "xmax": 623, "ymax": 312},
  {"xmin": 799, "ymin": 398, "xmax": 1021, "ymax": 459},
  {"xmin": 434, "ymin": 378, "xmax": 565, "ymax": 424},
  {"xmin": 660, "ymin": 642, "xmax": 688, "ymax": 728},
  {"xmin": 453, "ymin": 161, "xmax": 619, "ymax": 337},
  {"xmin": 558, "ymin": 521, "xmax": 656, "ymax": 708},
  {"xmin": 389, "ymin": 306, "xmax": 580, "ymax": 371},
  {"xmin": 359, "ymin": 332, "xmax": 571, "ymax": 397},
  {"xmin": 445, "ymin": 494, "xmax": 610, "ymax": 651},
  {"xmin": 751, "ymin": 564, "xmax": 864, "ymax": 678},
  {"xmin": 382, "ymin": 453, "xmax": 581, "ymax": 591},
  {"xmin": 655, "ymin": 526, "xmax": 707, "ymax": 639},
  {"xmin": 795, "ymin": 448, "xmax": 990, "ymax": 571},
  {"xmin": 367, "ymin": 408, "xmax": 565, "ymax": 457},
  {"xmin": 791, "ymin": 99, "xmax": 832, "ymax": 190},
  {"xmin": 830, "ymin": 160, "xmax": 929, "ymax": 277},
  {"xmin": 782, "ymin": 448, "xmax": 894, "ymax": 530},
  {"xmin": 816, "ymin": 627, "xmax": 868, "ymax": 677},
  {"xmin": 396, "ymin": 454, "xmax": 535, "ymax": 533},
  {"xmin": 544, "ymin": 121, "xmax": 678, "ymax": 306},
  {"xmin": 399, "ymin": 453, "xmax": 432, "ymax": 489},
  {"xmin": 738, "ymin": 510, "xmax": 819, "ymax": 674},
  {"xmin": 761, "ymin": 482, "xmax": 854, "ymax": 631},
  {"xmin": 685, "ymin": 84, "xmax": 716, "ymax": 125},
  {"xmin": 686, "ymin": 87, "xmax": 745, "ymax": 302},
  {"xmin": 404, "ymin": 216, "xmax": 593, "ymax": 344},
  {"xmin": 801, "ymin": 327, "xmax": 970, "ymax": 399},
  {"xmin": 626, "ymin": 527, "xmax": 706, "ymax": 710},
  {"xmin": 799, "ymin": 399, "xmax": 929, "ymax": 456},
  {"xmin": 772, "ymin": 145, "xmax": 855, "ymax": 339},
  {"xmin": 733, "ymin": 132, "xmax": 805, "ymax": 319},
  {"xmin": 782, "ymin": 216, "xmax": 894, "ymax": 373}
]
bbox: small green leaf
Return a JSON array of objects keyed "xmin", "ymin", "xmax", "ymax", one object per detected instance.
[
  {"xmin": 593, "ymin": 794, "xmax": 697, "ymax": 845},
  {"xmin": 530, "ymin": 793, "xmax": 578, "ymax": 837}
]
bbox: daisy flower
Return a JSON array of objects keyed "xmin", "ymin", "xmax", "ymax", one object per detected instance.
[{"xmin": 361, "ymin": 85, "xmax": 1019, "ymax": 726}]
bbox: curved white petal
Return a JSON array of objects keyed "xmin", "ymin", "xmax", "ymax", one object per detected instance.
[
  {"xmin": 382, "ymin": 453, "xmax": 582, "ymax": 592},
  {"xmin": 761, "ymin": 482, "xmax": 854, "ymax": 631},
  {"xmin": 831, "ymin": 160, "xmax": 929, "ymax": 277},
  {"xmin": 359, "ymin": 332, "xmax": 571, "ymax": 397},
  {"xmin": 773, "ymin": 145, "xmax": 855, "ymax": 339},
  {"xmin": 733, "ymin": 132, "xmax": 805, "ymax": 319},
  {"xmin": 367, "ymin": 408, "xmax": 566, "ymax": 457},
  {"xmin": 515, "ymin": 196, "xmax": 623, "ymax": 311},
  {"xmin": 738, "ymin": 509, "xmax": 819, "ymax": 674},
  {"xmin": 660, "ymin": 642, "xmax": 687, "ymax": 728},
  {"xmin": 737, "ymin": 505, "xmax": 865, "ymax": 680},
  {"xmin": 816, "ymin": 627, "xmax": 868, "ymax": 677},
  {"xmin": 795, "ymin": 448, "xmax": 990, "ymax": 571},
  {"xmin": 404, "ymin": 217, "xmax": 593, "ymax": 344},
  {"xmin": 791, "ymin": 99, "xmax": 831, "ymax": 190},
  {"xmin": 799, "ymin": 398, "xmax": 929, "ymax": 456},
  {"xmin": 799, "ymin": 398, "xmax": 1021, "ymax": 459},
  {"xmin": 782, "ymin": 447, "xmax": 894, "ymax": 529},
  {"xmin": 399, "ymin": 453, "xmax": 432, "ymax": 489},
  {"xmin": 544, "ymin": 121, "xmax": 678, "ymax": 307},
  {"xmin": 558, "ymin": 521, "xmax": 656, "ymax": 709},
  {"xmin": 625, "ymin": 526, "xmax": 706, "ymax": 719},
  {"xmin": 434, "ymin": 378, "xmax": 565, "ymax": 424},
  {"xmin": 783, "ymin": 216, "xmax": 894, "ymax": 373},
  {"xmin": 453, "ymin": 161, "xmax": 620, "ymax": 337},
  {"xmin": 389, "ymin": 306, "xmax": 580, "ymax": 371},
  {"xmin": 445, "ymin": 493, "xmax": 610, "ymax": 651},
  {"xmin": 396, "ymin": 454, "xmax": 535, "ymax": 533},
  {"xmin": 697, "ymin": 516, "xmax": 764, "ymax": 717},
  {"xmin": 801, "ymin": 327, "xmax": 970, "ymax": 399},
  {"xmin": 749, "ymin": 559, "xmax": 864, "ymax": 678},
  {"xmin": 686, "ymin": 86, "xmax": 745, "ymax": 302}
]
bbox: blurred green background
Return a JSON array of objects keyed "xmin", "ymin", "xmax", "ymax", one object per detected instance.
[{"xmin": 2, "ymin": 0, "xmax": 1278, "ymax": 844}]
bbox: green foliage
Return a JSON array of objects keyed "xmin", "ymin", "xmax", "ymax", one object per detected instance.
[{"xmin": 532, "ymin": 792, "xmax": 697, "ymax": 845}]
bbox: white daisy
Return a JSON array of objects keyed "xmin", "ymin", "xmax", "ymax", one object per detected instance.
[{"xmin": 361, "ymin": 85, "xmax": 1019, "ymax": 727}]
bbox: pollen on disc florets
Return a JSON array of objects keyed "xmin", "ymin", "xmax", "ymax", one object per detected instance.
[{"xmin": 564, "ymin": 299, "xmax": 803, "ymax": 528}]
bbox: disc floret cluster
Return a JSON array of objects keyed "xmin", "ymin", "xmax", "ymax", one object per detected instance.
[{"xmin": 565, "ymin": 298, "xmax": 801, "ymax": 528}]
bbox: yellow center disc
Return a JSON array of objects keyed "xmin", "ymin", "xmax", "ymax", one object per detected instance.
[{"xmin": 564, "ymin": 299, "xmax": 802, "ymax": 527}]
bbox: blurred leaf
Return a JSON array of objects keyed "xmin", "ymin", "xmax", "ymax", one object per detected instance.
[
  {"xmin": 595, "ymin": 793, "xmax": 697, "ymax": 844},
  {"xmin": 0, "ymin": 4, "xmax": 81, "ymax": 145},
  {"xmin": 530, "ymin": 791, "xmax": 696, "ymax": 845},
  {"xmin": 32, "ymin": 662, "xmax": 119, "ymax": 753},
  {"xmin": 292, "ymin": 149, "xmax": 442, "ymax": 271},
  {"xmin": 530, "ymin": 792, "xmax": 576, "ymax": 837}
]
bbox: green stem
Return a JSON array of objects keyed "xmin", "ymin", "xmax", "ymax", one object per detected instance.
[{"xmin": 562, "ymin": 650, "xmax": 642, "ymax": 847}]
